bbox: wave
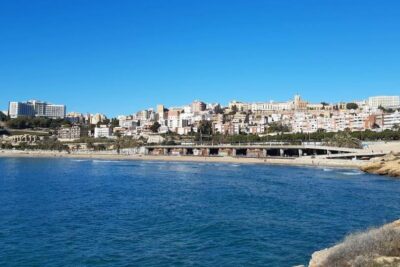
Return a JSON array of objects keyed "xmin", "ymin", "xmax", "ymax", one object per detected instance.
[
  {"xmin": 340, "ymin": 171, "xmax": 363, "ymax": 176},
  {"xmin": 91, "ymin": 160, "xmax": 121, "ymax": 163}
]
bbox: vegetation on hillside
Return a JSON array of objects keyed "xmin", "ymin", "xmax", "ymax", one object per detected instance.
[
  {"xmin": 346, "ymin": 103, "xmax": 359, "ymax": 110},
  {"xmin": 0, "ymin": 111, "xmax": 8, "ymax": 121},
  {"xmin": 187, "ymin": 129, "xmax": 400, "ymax": 146},
  {"xmin": 320, "ymin": 221, "xmax": 400, "ymax": 267},
  {"xmin": 150, "ymin": 121, "xmax": 161, "ymax": 133},
  {"xmin": 323, "ymin": 132, "xmax": 362, "ymax": 148},
  {"xmin": 6, "ymin": 117, "xmax": 71, "ymax": 129}
]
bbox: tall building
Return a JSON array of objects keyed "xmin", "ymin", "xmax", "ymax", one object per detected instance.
[
  {"xmin": 90, "ymin": 113, "xmax": 107, "ymax": 125},
  {"xmin": 368, "ymin": 96, "xmax": 400, "ymax": 109},
  {"xmin": 294, "ymin": 95, "xmax": 308, "ymax": 110},
  {"xmin": 157, "ymin": 105, "xmax": 165, "ymax": 114},
  {"xmin": 8, "ymin": 102, "xmax": 35, "ymax": 118},
  {"xmin": 8, "ymin": 100, "xmax": 66, "ymax": 119}
]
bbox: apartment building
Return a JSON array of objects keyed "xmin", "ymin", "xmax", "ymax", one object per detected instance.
[
  {"xmin": 58, "ymin": 126, "xmax": 82, "ymax": 140},
  {"xmin": 94, "ymin": 125, "xmax": 112, "ymax": 138},
  {"xmin": 383, "ymin": 111, "xmax": 400, "ymax": 130},
  {"xmin": 368, "ymin": 96, "xmax": 400, "ymax": 109}
]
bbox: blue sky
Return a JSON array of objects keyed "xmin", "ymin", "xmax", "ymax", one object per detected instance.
[{"xmin": 1, "ymin": 0, "xmax": 399, "ymax": 116}]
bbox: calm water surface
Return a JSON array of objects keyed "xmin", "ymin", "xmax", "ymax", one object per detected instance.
[{"xmin": 1, "ymin": 157, "xmax": 400, "ymax": 266}]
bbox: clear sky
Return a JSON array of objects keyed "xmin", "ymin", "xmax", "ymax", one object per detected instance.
[{"xmin": 1, "ymin": 0, "xmax": 399, "ymax": 116}]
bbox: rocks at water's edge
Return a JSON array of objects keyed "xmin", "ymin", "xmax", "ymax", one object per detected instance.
[
  {"xmin": 308, "ymin": 219, "xmax": 400, "ymax": 267},
  {"xmin": 360, "ymin": 153, "xmax": 400, "ymax": 177}
]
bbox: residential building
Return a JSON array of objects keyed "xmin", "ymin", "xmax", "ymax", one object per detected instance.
[
  {"xmin": 368, "ymin": 96, "xmax": 400, "ymax": 109},
  {"xmin": 94, "ymin": 125, "xmax": 112, "ymax": 138},
  {"xmin": 66, "ymin": 112, "xmax": 85, "ymax": 123},
  {"xmin": 192, "ymin": 100, "xmax": 206, "ymax": 113},
  {"xmin": 90, "ymin": 113, "xmax": 107, "ymax": 125},
  {"xmin": 58, "ymin": 126, "xmax": 82, "ymax": 140},
  {"xmin": 383, "ymin": 111, "xmax": 400, "ymax": 130}
]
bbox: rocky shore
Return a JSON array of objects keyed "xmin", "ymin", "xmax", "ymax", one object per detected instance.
[
  {"xmin": 360, "ymin": 153, "xmax": 400, "ymax": 177},
  {"xmin": 309, "ymin": 219, "xmax": 400, "ymax": 267}
]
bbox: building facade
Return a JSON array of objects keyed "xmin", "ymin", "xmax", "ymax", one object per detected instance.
[
  {"xmin": 58, "ymin": 126, "xmax": 81, "ymax": 140},
  {"xmin": 368, "ymin": 96, "xmax": 400, "ymax": 109},
  {"xmin": 8, "ymin": 100, "xmax": 66, "ymax": 119},
  {"xmin": 94, "ymin": 126, "xmax": 112, "ymax": 138}
]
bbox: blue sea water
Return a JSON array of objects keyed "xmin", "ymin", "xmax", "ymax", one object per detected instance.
[{"xmin": 1, "ymin": 158, "xmax": 400, "ymax": 267}]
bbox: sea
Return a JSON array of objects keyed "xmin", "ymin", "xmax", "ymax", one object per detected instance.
[{"xmin": 1, "ymin": 157, "xmax": 400, "ymax": 266}]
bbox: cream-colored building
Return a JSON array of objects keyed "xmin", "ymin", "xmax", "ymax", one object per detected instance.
[{"xmin": 368, "ymin": 96, "xmax": 400, "ymax": 109}]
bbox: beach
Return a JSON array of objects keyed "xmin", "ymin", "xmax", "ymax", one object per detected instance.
[{"xmin": 0, "ymin": 149, "xmax": 364, "ymax": 168}]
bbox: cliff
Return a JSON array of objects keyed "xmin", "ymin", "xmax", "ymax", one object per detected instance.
[
  {"xmin": 309, "ymin": 220, "xmax": 400, "ymax": 267},
  {"xmin": 360, "ymin": 153, "xmax": 400, "ymax": 177}
]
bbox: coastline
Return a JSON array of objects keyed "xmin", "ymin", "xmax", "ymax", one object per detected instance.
[
  {"xmin": 0, "ymin": 149, "xmax": 364, "ymax": 168},
  {"xmin": 309, "ymin": 219, "xmax": 400, "ymax": 267}
]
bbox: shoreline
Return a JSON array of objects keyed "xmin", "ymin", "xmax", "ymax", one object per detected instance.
[{"xmin": 0, "ymin": 150, "xmax": 364, "ymax": 169}]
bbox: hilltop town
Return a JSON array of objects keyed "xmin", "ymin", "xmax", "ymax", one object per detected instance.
[{"xmin": 1, "ymin": 95, "xmax": 400, "ymax": 156}]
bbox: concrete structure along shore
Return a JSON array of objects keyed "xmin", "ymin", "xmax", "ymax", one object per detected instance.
[
  {"xmin": 0, "ymin": 149, "xmax": 366, "ymax": 169},
  {"xmin": 144, "ymin": 144, "xmax": 380, "ymax": 160}
]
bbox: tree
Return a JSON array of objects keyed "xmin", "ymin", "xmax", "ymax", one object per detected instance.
[
  {"xmin": 267, "ymin": 122, "xmax": 290, "ymax": 133},
  {"xmin": 195, "ymin": 120, "xmax": 213, "ymax": 142},
  {"xmin": 198, "ymin": 120, "xmax": 212, "ymax": 135},
  {"xmin": 0, "ymin": 111, "xmax": 8, "ymax": 121},
  {"xmin": 230, "ymin": 105, "xmax": 238, "ymax": 114},
  {"xmin": 346, "ymin": 103, "xmax": 359, "ymax": 110},
  {"xmin": 323, "ymin": 132, "xmax": 362, "ymax": 149},
  {"xmin": 150, "ymin": 121, "xmax": 161, "ymax": 133},
  {"xmin": 378, "ymin": 106, "xmax": 396, "ymax": 113},
  {"xmin": 320, "ymin": 102, "xmax": 329, "ymax": 110},
  {"xmin": 6, "ymin": 117, "xmax": 71, "ymax": 129},
  {"xmin": 214, "ymin": 105, "xmax": 224, "ymax": 114},
  {"xmin": 110, "ymin": 118, "xmax": 119, "ymax": 127},
  {"xmin": 86, "ymin": 140, "xmax": 94, "ymax": 150}
]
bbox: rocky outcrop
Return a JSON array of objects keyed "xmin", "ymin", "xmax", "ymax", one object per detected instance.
[
  {"xmin": 360, "ymin": 153, "xmax": 400, "ymax": 177},
  {"xmin": 309, "ymin": 220, "xmax": 400, "ymax": 267}
]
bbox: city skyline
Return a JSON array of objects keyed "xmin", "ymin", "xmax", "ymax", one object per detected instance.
[
  {"xmin": 4, "ymin": 94, "xmax": 400, "ymax": 118},
  {"xmin": 1, "ymin": 0, "xmax": 400, "ymax": 115}
]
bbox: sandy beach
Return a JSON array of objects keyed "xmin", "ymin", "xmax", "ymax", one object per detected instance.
[{"xmin": 0, "ymin": 149, "xmax": 364, "ymax": 168}]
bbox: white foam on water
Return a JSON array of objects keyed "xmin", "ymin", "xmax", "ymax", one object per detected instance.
[
  {"xmin": 91, "ymin": 160, "xmax": 120, "ymax": 163},
  {"xmin": 341, "ymin": 171, "xmax": 363, "ymax": 176}
]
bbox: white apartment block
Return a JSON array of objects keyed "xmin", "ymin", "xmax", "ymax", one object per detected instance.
[
  {"xmin": 94, "ymin": 126, "xmax": 112, "ymax": 138},
  {"xmin": 368, "ymin": 96, "xmax": 400, "ymax": 109},
  {"xmin": 383, "ymin": 111, "xmax": 400, "ymax": 130},
  {"xmin": 118, "ymin": 115, "xmax": 138, "ymax": 128},
  {"xmin": 8, "ymin": 100, "xmax": 66, "ymax": 119},
  {"xmin": 250, "ymin": 101, "xmax": 294, "ymax": 112}
]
